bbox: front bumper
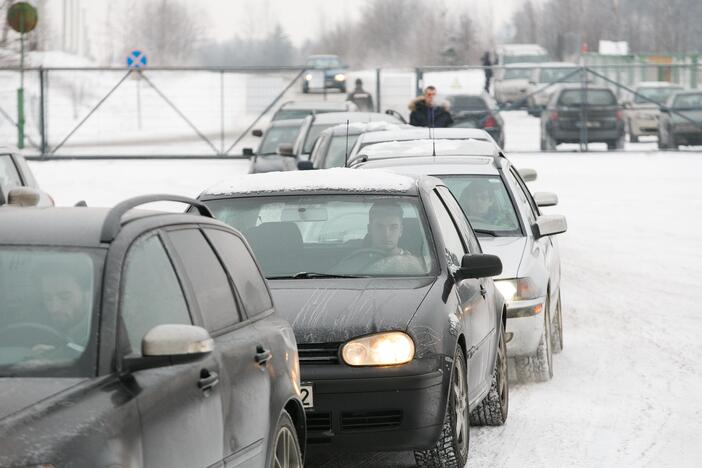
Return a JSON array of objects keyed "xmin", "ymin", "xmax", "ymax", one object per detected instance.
[
  {"xmin": 301, "ymin": 355, "xmax": 450, "ymax": 450},
  {"xmin": 629, "ymin": 114, "xmax": 659, "ymax": 137},
  {"xmin": 506, "ymin": 297, "xmax": 546, "ymax": 356},
  {"xmin": 547, "ymin": 125, "xmax": 624, "ymax": 143}
]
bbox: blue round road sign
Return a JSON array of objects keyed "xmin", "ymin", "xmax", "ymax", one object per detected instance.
[{"xmin": 127, "ymin": 50, "xmax": 147, "ymax": 69}]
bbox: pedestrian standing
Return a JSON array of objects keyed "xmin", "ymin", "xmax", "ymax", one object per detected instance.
[{"xmin": 408, "ymin": 86, "xmax": 453, "ymax": 128}]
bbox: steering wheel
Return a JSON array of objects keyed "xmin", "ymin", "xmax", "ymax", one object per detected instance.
[
  {"xmin": 0, "ymin": 322, "xmax": 73, "ymax": 348},
  {"xmin": 337, "ymin": 248, "xmax": 391, "ymax": 271}
]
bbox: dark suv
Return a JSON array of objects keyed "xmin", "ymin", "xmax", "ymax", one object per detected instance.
[
  {"xmin": 0, "ymin": 195, "xmax": 304, "ymax": 468},
  {"xmin": 541, "ymin": 85, "xmax": 625, "ymax": 150}
]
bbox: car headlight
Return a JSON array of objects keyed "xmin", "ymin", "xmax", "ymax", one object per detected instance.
[
  {"xmin": 334, "ymin": 73, "xmax": 346, "ymax": 82},
  {"xmin": 305, "ymin": 73, "xmax": 312, "ymax": 81},
  {"xmin": 495, "ymin": 278, "xmax": 541, "ymax": 302},
  {"xmin": 341, "ymin": 331, "xmax": 415, "ymax": 366}
]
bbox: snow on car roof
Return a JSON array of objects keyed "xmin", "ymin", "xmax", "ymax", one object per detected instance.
[
  {"xmin": 309, "ymin": 112, "xmax": 401, "ymax": 125},
  {"xmin": 357, "ymin": 139, "xmax": 497, "ymax": 159},
  {"xmin": 325, "ymin": 121, "xmax": 411, "ymax": 136},
  {"xmin": 358, "ymin": 127, "xmax": 496, "ymax": 145},
  {"xmin": 202, "ymin": 168, "xmax": 418, "ymax": 196}
]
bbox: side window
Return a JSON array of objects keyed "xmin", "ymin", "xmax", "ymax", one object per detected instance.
[
  {"xmin": 510, "ymin": 168, "xmax": 541, "ymax": 217},
  {"xmin": 505, "ymin": 169, "xmax": 536, "ymax": 224},
  {"xmin": 436, "ymin": 186, "xmax": 482, "ymax": 254},
  {"xmin": 121, "ymin": 235, "xmax": 191, "ymax": 355},
  {"xmin": 0, "ymin": 155, "xmax": 23, "ymax": 189},
  {"xmin": 428, "ymin": 191, "xmax": 466, "ymax": 268},
  {"xmin": 205, "ymin": 229, "xmax": 273, "ymax": 317},
  {"xmin": 168, "ymin": 229, "xmax": 241, "ymax": 332}
]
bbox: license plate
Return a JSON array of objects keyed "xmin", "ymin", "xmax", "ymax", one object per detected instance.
[
  {"xmin": 575, "ymin": 121, "xmax": 601, "ymax": 128},
  {"xmin": 301, "ymin": 384, "xmax": 314, "ymax": 409}
]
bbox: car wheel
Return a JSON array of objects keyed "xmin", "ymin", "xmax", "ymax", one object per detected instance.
[
  {"xmin": 515, "ymin": 302, "xmax": 553, "ymax": 383},
  {"xmin": 414, "ymin": 346, "xmax": 469, "ymax": 468},
  {"xmin": 269, "ymin": 411, "xmax": 302, "ymax": 468},
  {"xmin": 469, "ymin": 321, "xmax": 508, "ymax": 426},
  {"xmin": 551, "ymin": 292, "xmax": 564, "ymax": 354},
  {"xmin": 628, "ymin": 121, "xmax": 639, "ymax": 143}
]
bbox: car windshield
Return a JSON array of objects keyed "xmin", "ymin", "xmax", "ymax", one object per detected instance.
[
  {"xmin": 503, "ymin": 54, "xmax": 548, "ymax": 64},
  {"xmin": 448, "ymin": 96, "xmax": 487, "ymax": 112},
  {"xmin": 307, "ymin": 57, "xmax": 341, "ymax": 68},
  {"xmin": 558, "ymin": 89, "xmax": 616, "ymax": 106},
  {"xmin": 205, "ymin": 195, "xmax": 437, "ymax": 278},
  {"xmin": 323, "ymin": 134, "xmax": 361, "ymax": 168},
  {"xmin": 0, "ymin": 248, "xmax": 101, "ymax": 377},
  {"xmin": 304, "ymin": 124, "xmax": 334, "ymax": 153},
  {"xmin": 439, "ymin": 175, "xmax": 521, "ymax": 236},
  {"xmin": 634, "ymin": 87, "xmax": 682, "ymax": 104},
  {"xmin": 673, "ymin": 93, "xmax": 702, "ymax": 109},
  {"xmin": 504, "ymin": 68, "xmax": 533, "ymax": 80},
  {"xmin": 259, "ymin": 125, "xmax": 302, "ymax": 155},
  {"xmin": 539, "ymin": 68, "xmax": 581, "ymax": 83}
]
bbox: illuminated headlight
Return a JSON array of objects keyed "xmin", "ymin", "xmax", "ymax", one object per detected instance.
[
  {"xmin": 495, "ymin": 278, "xmax": 540, "ymax": 302},
  {"xmin": 341, "ymin": 332, "xmax": 415, "ymax": 366},
  {"xmin": 305, "ymin": 73, "xmax": 312, "ymax": 81},
  {"xmin": 334, "ymin": 73, "xmax": 346, "ymax": 82}
]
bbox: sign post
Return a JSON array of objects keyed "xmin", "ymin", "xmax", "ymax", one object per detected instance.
[
  {"xmin": 7, "ymin": 2, "xmax": 38, "ymax": 149},
  {"xmin": 126, "ymin": 50, "xmax": 148, "ymax": 130}
]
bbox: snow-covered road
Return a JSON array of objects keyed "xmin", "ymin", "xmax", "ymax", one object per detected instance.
[{"xmin": 29, "ymin": 151, "xmax": 702, "ymax": 467}]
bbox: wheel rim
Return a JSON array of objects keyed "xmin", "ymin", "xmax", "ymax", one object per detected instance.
[
  {"xmin": 497, "ymin": 330, "xmax": 508, "ymax": 411},
  {"xmin": 273, "ymin": 426, "xmax": 300, "ymax": 468},
  {"xmin": 452, "ymin": 357, "xmax": 469, "ymax": 456}
]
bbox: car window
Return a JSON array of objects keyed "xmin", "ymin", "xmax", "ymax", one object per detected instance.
[
  {"xmin": 304, "ymin": 124, "xmax": 334, "ymax": 153},
  {"xmin": 121, "ymin": 235, "xmax": 191, "ymax": 356},
  {"xmin": 0, "ymin": 155, "xmax": 22, "ymax": 190},
  {"xmin": 448, "ymin": 96, "xmax": 487, "ymax": 112},
  {"xmin": 204, "ymin": 229, "xmax": 273, "ymax": 317},
  {"xmin": 259, "ymin": 125, "xmax": 302, "ymax": 155},
  {"xmin": 673, "ymin": 93, "xmax": 702, "ymax": 109},
  {"xmin": 168, "ymin": 229, "xmax": 241, "ymax": 332},
  {"xmin": 539, "ymin": 68, "xmax": 581, "ymax": 84},
  {"xmin": 428, "ymin": 191, "xmax": 466, "ymax": 269},
  {"xmin": 436, "ymin": 186, "xmax": 482, "ymax": 253},
  {"xmin": 503, "ymin": 68, "xmax": 532, "ymax": 80},
  {"xmin": 505, "ymin": 169, "xmax": 536, "ymax": 225},
  {"xmin": 634, "ymin": 87, "xmax": 682, "ymax": 104},
  {"xmin": 558, "ymin": 89, "xmax": 616, "ymax": 106},
  {"xmin": 324, "ymin": 134, "xmax": 361, "ymax": 168},
  {"xmin": 510, "ymin": 168, "xmax": 541, "ymax": 217}
]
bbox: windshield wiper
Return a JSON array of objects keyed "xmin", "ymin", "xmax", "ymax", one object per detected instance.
[
  {"xmin": 268, "ymin": 272, "xmax": 370, "ymax": 279},
  {"xmin": 473, "ymin": 229, "xmax": 499, "ymax": 237}
]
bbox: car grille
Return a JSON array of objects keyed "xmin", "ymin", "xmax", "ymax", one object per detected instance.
[
  {"xmin": 341, "ymin": 411, "xmax": 403, "ymax": 432},
  {"xmin": 298, "ymin": 342, "xmax": 341, "ymax": 365},
  {"xmin": 307, "ymin": 411, "xmax": 332, "ymax": 432}
]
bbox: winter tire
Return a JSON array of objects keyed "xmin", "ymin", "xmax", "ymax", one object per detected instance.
[
  {"xmin": 414, "ymin": 346, "xmax": 469, "ymax": 468},
  {"xmin": 515, "ymin": 302, "xmax": 553, "ymax": 383},
  {"xmin": 269, "ymin": 410, "xmax": 302, "ymax": 468},
  {"xmin": 551, "ymin": 292, "xmax": 564, "ymax": 354},
  {"xmin": 628, "ymin": 122, "xmax": 639, "ymax": 143},
  {"xmin": 470, "ymin": 321, "xmax": 508, "ymax": 426}
]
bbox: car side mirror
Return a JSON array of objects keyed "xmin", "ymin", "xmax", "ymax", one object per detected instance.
[
  {"xmin": 252, "ymin": 129, "xmax": 263, "ymax": 137},
  {"xmin": 518, "ymin": 168, "xmax": 537, "ymax": 182},
  {"xmin": 242, "ymin": 147, "xmax": 254, "ymax": 157},
  {"xmin": 533, "ymin": 215, "xmax": 567, "ymax": 238},
  {"xmin": 297, "ymin": 160, "xmax": 314, "ymax": 170},
  {"xmin": 533, "ymin": 191, "xmax": 558, "ymax": 207},
  {"xmin": 123, "ymin": 324, "xmax": 214, "ymax": 372},
  {"xmin": 455, "ymin": 253, "xmax": 502, "ymax": 280},
  {"xmin": 6, "ymin": 187, "xmax": 41, "ymax": 207},
  {"xmin": 277, "ymin": 143, "xmax": 295, "ymax": 157}
]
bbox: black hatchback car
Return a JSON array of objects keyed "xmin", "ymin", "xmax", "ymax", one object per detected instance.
[
  {"xmin": 0, "ymin": 195, "xmax": 304, "ymax": 468},
  {"xmin": 199, "ymin": 169, "xmax": 508, "ymax": 467},
  {"xmin": 447, "ymin": 93, "xmax": 506, "ymax": 149}
]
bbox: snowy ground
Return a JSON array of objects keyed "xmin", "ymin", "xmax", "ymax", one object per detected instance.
[{"xmin": 28, "ymin": 149, "xmax": 702, "ymax": 467}]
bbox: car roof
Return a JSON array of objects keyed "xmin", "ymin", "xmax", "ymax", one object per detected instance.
[
  {"xmin": 356, "ymin": 156, "xmax": 501, "ymax": 176},
  {"xmin": 356, "ymin": 128, "xmax": 498, "ymax": 148},
  {"xmin": 308, "ymin": 112, "xmax": 400, "ymax": 125},
  {"xmin": 200, "ymin": 168, "xmax": 424, "ymax": 198},
  {"xmin": 321, "ymin": 121, "xmax": 411, "ymax": 137},
  {"xmin": 353, "ymin": 139, "xmax": 498, "ymax": 163},
  {"xmin": 279, "ymin": 101, "xmax": 350, "ymax": 111}
]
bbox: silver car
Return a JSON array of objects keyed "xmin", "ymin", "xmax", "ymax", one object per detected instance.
[
  {"xmin": 624, "ymin": 82, "xmax": 683, "ymax": 142},
  {"xmin": 351, "ymin": 139, "xmax": 567, "ymax": 382},
  {"xmin": 0, "ymin": 148, "xmax": 53, "ymax": 207}
]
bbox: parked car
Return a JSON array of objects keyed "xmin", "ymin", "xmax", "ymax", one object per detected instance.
[
  {"xmin": 246, "ymin": 118, "xmax": 304, "ymax": 173},
  {"xmin": 525, "ymin": 62, "xmax": 581, "ymax": 116},
  {"xmin": 0, "ymin": 147, "xmax": 53, "ymax": 207},
  {"xmin": 0, "ymin": 195, "xmax": 304, "ymax": 468},
  {"xmin": 658, "ymin": 90, "xmax": 702, "ymax": 149},
  {"xmin": 540, "ymin": 85, "xmax": 625, "ymax": 150},
  {"xmin": 305, "ymin": 120, "xmax": 409, "ymax": 169},
  {"xmin": 494, "ymin": 63, "xmax": 534, "ymax": 107},
  {"xmin": 447, "ymin": 93, "xmax": 506, "ymax": 148},
  {"xmin": 625, "ymin": 82, "xmax": 683, "ymax": 142},
  {"xmin": 199, "ymin": 169, "xmax": 508, "ymax": 467},
  {"xmin": 350, "ymin": 139, "xmax": 567, "ymax": 382},
  {"xmin": 495, "ymin": 43, "xmax": 549, "ymax": 66},
  {"xmin": 293, "ymin": 111, "xmax": 403, "ymax": 159},
  {"xmin": 272, "ymin": 100, "xmax": 358, "ymax": 121},
  {"xmin": 303, "ymin": 55, "xmax": 348, "ymax": 93}
]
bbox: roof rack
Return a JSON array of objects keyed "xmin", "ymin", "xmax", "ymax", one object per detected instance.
[{"xmin": 100, "ymin": 194, "xmax": 213, "ymax": 243}]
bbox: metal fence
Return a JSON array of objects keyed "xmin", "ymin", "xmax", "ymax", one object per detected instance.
[{"xmin": 1, "ymin": 63, "xmax": 701, "ymax": 158}]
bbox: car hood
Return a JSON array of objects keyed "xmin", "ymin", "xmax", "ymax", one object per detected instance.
[
  {"xmin": 476, "ymin": 236, "xmax": 527, "ymax": 279},
  {"xmin": 269, "ymin": 277, "xmax": 435, "ymax": 343},
  {"xmin": 0, "ymin": 377, "xmax": 84, "ymax": 422},
  {"xmin": 671, "ymin": 110, "xmax": 702, "ymax": 124}
]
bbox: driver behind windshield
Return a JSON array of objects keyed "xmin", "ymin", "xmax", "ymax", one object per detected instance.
[{"xmin": 459, "ymin": 179, "xmax": 505, "ymax": 226}]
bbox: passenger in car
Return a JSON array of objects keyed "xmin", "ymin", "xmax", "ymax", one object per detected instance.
[{"xmin": 459, "ymin": 179, "xmax": 505, "ymax": 226}]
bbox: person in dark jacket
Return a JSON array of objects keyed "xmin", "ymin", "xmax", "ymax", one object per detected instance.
[
  {"xmin": 482, "ymin": 51, "xmax": 493, "ymax": 93},
  {"xmin": 347, "ymin": 78, "xmax": 375, "ymax": 112},
  {"xmin": 409, "ymin": 86, "xmax": 453, "ymax": 128}
]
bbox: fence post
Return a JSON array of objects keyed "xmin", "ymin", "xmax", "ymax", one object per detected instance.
[
  {"xmin": 415, "ymin": 68, "xmax": 423, "ymax": 97},
  {"xmin": 39, "ymin": 67, "xmax": 47, "ymax": 156},
  {"xmin": 375, "ymin": 68, "xmax": 381, "ymax": 113},
  {"xmin": 691, "ymin": 55, "xmax": 699, "ymax": 89},
  {"xmin": 579, "ymin": 66, "xmax": 588, "ymax": 152}
]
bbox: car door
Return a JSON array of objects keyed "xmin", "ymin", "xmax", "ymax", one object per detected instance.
[
  {"xmin": 427, "ymin": 190, "xmax": 492, "ymax": 400},
  {"xmin": 166, "ymin": 227, "xmax": 272, "ymax": 468},
  {"xmin": 119, "ymin": 232, "xmax": 224, "ymax": 468}
]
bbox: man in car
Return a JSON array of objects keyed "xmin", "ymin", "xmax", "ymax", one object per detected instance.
[
  {"xmin": 347, "ymin": 78, "xmax": 374, "ymax": 112},
  {"xmin": 335, "ymin": 201, "xmax": 424, "ymax": 274},
  {"xmin": 459, "ymin": 179, "xmax": 507, "ymax": 226},
  {"xmin": 409, "ymin": 85, "xmax": 454, "ymax": 128}
]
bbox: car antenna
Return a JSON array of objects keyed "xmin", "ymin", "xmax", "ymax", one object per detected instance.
[{"xmin": 344, "ymin": 119, "xmax": 351, "ymax": 167}]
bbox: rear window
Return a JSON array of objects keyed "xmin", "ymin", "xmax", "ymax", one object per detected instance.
[
  {"xmin": 448, "ymin": 96, "xmax": 487, "ymax": 112},
  {"xmin": 673, "ymin": 93, "xmax": 702, "ymax": 109},
  {"xmin": 503, "ymin": 68, "xmax": 532, "ymax": 80},
  {"xmin": 538, "ymin": 68, "xmax": 581, "ymax": 83},
  {"xmin": 558, "ymin": 89, "xmax": 616, "ymax": 106},
  {"xmin": 259, "ymin": 125, "xmax": 302, "ymax": 155},
  {"xmin": 634, "ymin": 87, "xmax": 682, "ymax": 104}
]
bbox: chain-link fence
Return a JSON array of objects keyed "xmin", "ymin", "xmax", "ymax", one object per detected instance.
[{"xmin": 1, "ymin": 63, "xmax": 701, "ymax": 158}]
